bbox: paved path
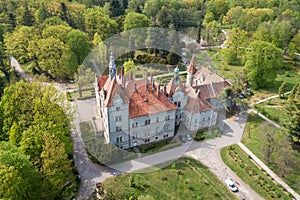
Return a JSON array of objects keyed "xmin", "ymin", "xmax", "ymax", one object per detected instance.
[
  {"xmin": 250, "ymin": 91, "xmax": 291, "ymax": 106},
  {"xmin": 248, "ymin": 109, "xmax": 280, "ymax": 128},
  {"xmin": 238, "ymin": 142, "xmax": 300, "ymax": 200}
]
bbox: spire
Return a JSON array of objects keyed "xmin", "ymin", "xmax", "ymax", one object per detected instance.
[
  {"xmin": 187, "ymin": 54, "xmax": 196, "ymax": 74},
  {"xmin": 174, "ymin": 66, "xmax": 180, "ymax": 85},
  {"xmin": 186, "ymin": 54, "xmax": 195, "ymax": 86},
  {"xmin": 109, "ymin": 52, "xmax": 116, "ymax": 80}
]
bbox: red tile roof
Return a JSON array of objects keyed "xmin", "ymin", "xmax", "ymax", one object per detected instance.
[
  {"xmin": 166, "ymin": 77, "xmax": 186, "ymax": 96},
  {"xmin": 97, "ymin": 75, "xmax": 109, "ymax": 90},
  {"xmin": 103, "ymin": 78, "xmax": 129, "ymax": 107},
  {"xmin": 193, "ymin": 81, "xmax": 231, "ymax": 99},
  {"xmin": 185, "ymin": 97, "xmax": 212, "ymax": 113},
  {"xmin": 129, "ymin": 83, "xmax": 176, "ymax": 118},
  {"xmin": 187, "ymin": 55, "xmax": 196, "ymax": 74}
]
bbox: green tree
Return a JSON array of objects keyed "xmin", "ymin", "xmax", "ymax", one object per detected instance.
[
  {"xmin": 283, "ymin": 98, "xmax": 300, "ymax": 144},
  {"xmin": 110, "ymin": 0, "xmax": 125, "ymax": 17},
  {"xmin": 226, "ymin": 27, "xmax": 248, "ymax": 64},
  {"xmin": 254, "ymin": 21, "xmax": 272, "ymax": 42},
  {"xmin": 0, "ymin": 142, "xmax": 41, "ymax": 200},
  {"xmin": 124, "ymin": 59, "xmax": 137, "ymax": 74},
  {"xmin": 288, "ymin": 30, "xmax": 300, "ymax": 60},
  {"xmin": 41, "ymin": 24, "xmax": 72, "ymax": 43},
  {"xmin": 244, "ymin": 41, "xmax": 283, "ymax": 89},
  {"xmin": 40, "ymin": 132, "xmax": 73, "ymax": 199},
  {"xmin": 271, "ymin": 20, "xmax": 295, "ymax": 51},
  {"xmin": 278, "ymin": 81, "xmax": 287, "ymax": 98},
  {"xmin": 66, "ymin": 29, "xmax": 91, "ymax": 65},
  {"xmin": 156, "ymin": 6, "xmax": 172, "ymax": 28},
  {"xmin": 288, "ymin": 83, "xmax": 300, "ymax": 100},
  {"xmin": 124, "ymin": 12, "xmax": 150, "ymax": 31},
  {"xmin": 15, "ymin": 4, "xmax": 35, "ymax": 26},
  {"xmin": 34, "ymin": 37, "xmax": 77, "ymax": 79},
  {"xmin": 84, "ymin": 7, "xmax": 118, "ymax": 40},
  {"xmin": 4, "ymin": 26, "xmax": 35, "ymax": 64}
]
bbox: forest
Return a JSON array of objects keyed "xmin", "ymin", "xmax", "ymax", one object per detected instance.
[{"xmin": 0, "ymin": 0, "xmax": 300, "ymax": 199}]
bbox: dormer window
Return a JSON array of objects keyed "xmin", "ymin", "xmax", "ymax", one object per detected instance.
[{"xmin": 145, "ymin": 119, "xmax": 150, "ymax": 125}]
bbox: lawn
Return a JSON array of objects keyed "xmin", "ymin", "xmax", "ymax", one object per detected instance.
[
  {"xmin": 96, "ymin": 158, "xmax": 237, "ymax": 200},
  {"xmin": 221, "ymin": 145, "xmax": 292, "ymax": 199},
  {"xmin": 242, "ymin": 113, "xmax": 300, "ymax": 194},
  {"xmin": 254, "ymin": 97, "xmax": 289, "ymax": 125}
]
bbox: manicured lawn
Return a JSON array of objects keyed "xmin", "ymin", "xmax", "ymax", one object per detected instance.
[
  {"xmin": 254, "ymin": 97, "xmax": 289, "ymax": 125},
  {"xmin": 221, "ymin": 145, "xmax": 292, "ymax": 199},
  {"xmin": 99, "ymin": 158, "xmax": 237, "ymax": 200},
  {"xmin": 242, "ymin": 113, "xmax": 300, "ymax": 195}
]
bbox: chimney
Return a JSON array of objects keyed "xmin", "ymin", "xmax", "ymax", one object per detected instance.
[
  {"xmin": 163, "ymin": 85, "xmax": 167, "ymax": 94},
  {"xmin": 103, "ymin": 89, "xmax": 107, "ymax": 99},
  {"xmin": 134, "ymin": 83, "xmax": 137, "ymax": 93},
  {"xmin": 197, "ymin": 89, "xmax": 201, "ymax": 98},
  {"xmin": 121, "ymin": 66, "xmax": 124, "ymax": 76},
  {"xmin": 157, "ymin": 83, "xmax": 160, "ymax": 99},
  {"xmin": 146, "ymin": 73, "xmax": 148, "ymax": 91},
  {"xmin": 130, "ymin": 71, "xmax": 133, "ymax": 80}
]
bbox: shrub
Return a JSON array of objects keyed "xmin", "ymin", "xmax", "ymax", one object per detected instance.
[{"xmin": 66, "ymin": 91, "xmax": 73, "ymax": 101}]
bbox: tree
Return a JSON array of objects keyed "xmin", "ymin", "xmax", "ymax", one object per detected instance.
[
  {"xmin": 226, "ymin": 27, "xmax": 248, "ymax": 64},
  {"xmin": 261, "ymin": 123, "xmax": 277, "ymax": 164},
  {"xmin": 76, "ymin": 66, "xmax": 95, "ymax": 98},
  {"xmin": 34, "ymin": 37, "xmax": 77, "ymax": 79},
  {"xmin": 254, "ymin": 21, "xmax": 272, "ymax": 42},
  {"xmin": 0, "ymin": 142, "xmax": 41, "ymax": 200},
  {"xmin": 4, "ymin": 26, "xmax": 35, "ymax": 64},
  {"xmin": 275, "ymin": 139, "xmax": 297, "ymax": 177},
  {"xmin": 15, "ymin": 4, "xmax": 35, "ymax": 26},
  {"xmin": 156, "ymin": 6, "xmax": 172, "ymax": 28},
  {"xmin": 40, "ymin": 132, "xmax": 73, "ymax": 199},
  {"xmin": 288, "ymin": 30, "xmax": 300, "ymax": 60},
  {"xmin": 110, "ymin": 0, "xmax": 125, "ymax": 17},
  {"xmin": 278, "ymin": 82, "xmax": 287, "ymax": 98},
  {"xmin": 66, "ymin": 29, "xmax": 91, "ymax": 65},
  {"xmin": 283, "ymin": 98, "xmax": 300, "ymax": 144},
  {"xmin": 41, "ymin": 24, "xmax": 72, "ymax": 43},
  {"xmin": 270, "ymin": 20, "xmax": 295, "ymax": 51},
  {"xmin": 124, "ymin": 59, "xmax": 137, "ymax": 74},
  {"xmin": 244, "ymin": 41, "xmax": 283, "ymax": 89},
  {"xmin": 84, "ymin": 7, "xmax": 118, "ymax": 40},
  {"xmin": 288, "ymin": 83, "xmax": 300, "ymax": 100},
  {"xmin": 123, "ymin": 12, "xmax": 150, "ymax": 31}
]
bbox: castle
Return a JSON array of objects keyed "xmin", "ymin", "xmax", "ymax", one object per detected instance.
[{"xmin": 95, "ymin": 53, "xmax": 230, "ymax": 149}]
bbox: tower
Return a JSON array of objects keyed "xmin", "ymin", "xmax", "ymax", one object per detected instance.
[
  {"xmin": 186, "ymin": 54, "xmax": 196, "ymax": 87},
  {"xmin": 174, "ymin": 66, "xmax": 180, "ymax": 85},
  {"xmin": 109, "ymin": 52, "xmax": 116, "ymax": 80}
]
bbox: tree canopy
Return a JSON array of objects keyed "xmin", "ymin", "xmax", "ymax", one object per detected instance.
[{"xmin": 244, "ymin": 41, "xmax": 283, "ymax": 89}]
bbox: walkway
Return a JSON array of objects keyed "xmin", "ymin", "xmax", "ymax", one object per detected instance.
[
  {"xmin": 250, "ymin": 91, "xmax": 291, "ymax": 106},
  {"xmin": 238, "ymin": 142, "xmax": 300, "ymax": 200}
]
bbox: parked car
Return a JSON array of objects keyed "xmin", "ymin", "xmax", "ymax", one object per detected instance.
[
  {"xmin": 179, "ymin": 135, "xmax": 186, "ymax": 143},
  {"xmin": 186, "ymin": 134, "xmax": 192, "ymax": 141},
  {"xmin": 225, "ymin": 179, "xmax": 238, "ymax": 192}
]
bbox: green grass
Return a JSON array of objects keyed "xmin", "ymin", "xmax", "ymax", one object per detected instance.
[
  {"xmin": 254, "ymin": 97, "xmax": 289, "ymax": 125},
  {"xmin": 100, "ymin": 158, "xmax": 237, "ymax": 200},
  {"xmin": 242, "ymin": 113, "xmax": 300, "ymax": 195},
  {"xmin": 221, "ymin": 145, "xmax": 291, "ymax": 200},
  {"xmin": 70, "ymin": 87, "xmax": 95, "ymax": 100}
]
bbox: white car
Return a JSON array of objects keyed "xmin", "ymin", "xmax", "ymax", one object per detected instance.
[
  {"xmin": 225, "ymin": 179, "xmax": 238, "ymax": 192},
  {"xmin": 186, "ymin": 134, "xmax": 192, "ymax": 141}
]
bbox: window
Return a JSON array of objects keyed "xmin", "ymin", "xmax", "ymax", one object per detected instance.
[
  {"xmin": 163, "ymin": 134, "xmax": 169, "ymax": 138},
  {"xmin": 178, "ymin": 101, "xmax": 181, "ymax": 108},
  {"xmin": 156, "ymin": 117, "xmax": 159, "ymax": 122},
  {"xmin": 145, "ymin": 130, "xmax": 150, "ymax": 137},
  {"xmin": 132, "ymin": 122, "xmax": 138, "ymax": 128},
  {"xmin": 164, "ymin": 125, "xmax": 170, "ymax": 131},
  {"xmin": 116, "ymin": 106, "xmax": 120, "ymax": 111},
  {"xmin": 115, "ymin": 116, "xmax": 122, "ymax": 122},
  {"xmin": 116, "ymin": 126, "xmax": 122, "ymax": 132},
  {"xmin": 145, "ymin": 119, "xmax": 150, "ymax": 125},
  {"xmin": 195, "ymin": 119, "xmax": 197, "ymax": 123},
  {"xmin": 116, "ymin": 136, "xmax": 123, "ymax": 143},
  {"xmin": 144, "ymin": 139, "xmax": 150, "ymax": 143},
  {"xmin": 156, "ymin": 137, "xmax": 158, "ymax": 140},
  {"xmin": 165, "ymin": 115, "xmax": 170, "ymax": 120}
]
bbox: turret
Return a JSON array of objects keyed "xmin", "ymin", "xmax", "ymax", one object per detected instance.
[
  {"xmin": 174, "ymin": 66, "xmax": 180, "ymax": 85},
  {"xmin": 186, "ymin": 54, "xmax": 196, "ymax": 86},
  {"xmin": 109, "ymin": 52, "xmax": 116, "ymax": 80}
]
